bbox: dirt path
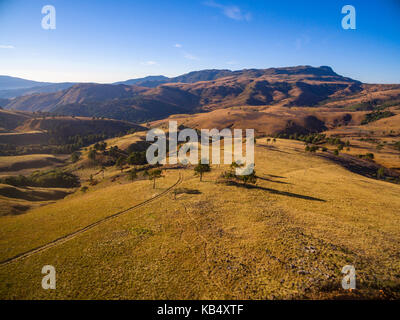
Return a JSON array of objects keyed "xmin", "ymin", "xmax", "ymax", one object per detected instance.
[{"xmin": 0, "ymin": 173, "xmax": 183, "ymax": 266}]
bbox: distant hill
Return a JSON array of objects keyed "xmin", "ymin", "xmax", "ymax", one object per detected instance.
[
  {"xmin": 5, "ymin": 66, "xmax": 400, "ymax": 125},
  {"xmin": 0, "ymin": 75, "xmax": 51, "ymax": 90},
  {"xmin": 0, "ymin": 83, "xmax": 76, "ymax": 99},
  {"xmin": 113, "ymin": 70, "xmax": 234, "ymax": 87},
  {"xmin": 114, "ymin": 75, "xmax": 169, "ymax": 88},
  {"xmin": 5, "ymin": 83, "xmax": 146, "ymax": 112}
]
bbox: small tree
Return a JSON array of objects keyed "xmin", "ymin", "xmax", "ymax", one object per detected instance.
[
  {"xmin": 88, "ymin": 149, "xmax": 96, "ymax": 162},
  {"xmin": 194, "ymin": 163, "xmax": 211, "ymax": 181},
  {"xmin": 71, "ymin": 151, "xmax": 80, "ymax": 163},
  {"xmin": 116, "ymin": 156, "xmax": 125, "ymax": 172},
  {"xmin": 129, "ymin": 169, "xmax": 137, "ymax": 181},
  {"xmin": 148, "ymin": 169, "xmax": 163, "ymax": 189}
]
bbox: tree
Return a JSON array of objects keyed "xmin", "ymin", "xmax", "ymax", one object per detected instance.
[
  {"xmin": 88, "ymin": 149, "xmax": 96, "ymax": 162},
  {"xmin": 238, "ymin": 171, "xmax": 257, "ymax": 187},
  {"xmin": 127, "ymin": 151, "xmax": 147, "ymax": 165},
  {"xmin": 116, "ymin": 156, "xmax": 125, "ymax": 172},
  {"xmin": 334, "ymin": 149, "xmax": 339, "ymax": 156},
  {"xmin": 71, "ymin": 151, "xmax": 80, "ymax": 163},
  {"xmin": 129, "ymin": 169, "xmax": 137, "ymax": 181},
  {"xmin": 221, "ymin": 162, "xmax": 257, "ymax": 187},
  {"xmin": 194, "ymin": 163, "xmax": 211, "ymax": 181},
  {"xmin": 148, "ymin": 169, "xmax": 163, "ymax": 189}
]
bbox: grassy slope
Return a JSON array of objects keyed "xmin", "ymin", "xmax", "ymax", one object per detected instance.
[{"xmin": 0, "ymin": 139, "xmax": 399, "ymax": 299}]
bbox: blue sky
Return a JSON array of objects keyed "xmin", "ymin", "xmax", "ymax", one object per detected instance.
[{"xmin": 0, "ymin": 0, "xmax": 399, "ymax": 83}]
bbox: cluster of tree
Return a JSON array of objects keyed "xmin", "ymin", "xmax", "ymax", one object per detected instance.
[
  {"xmin": 349, "ymin": 98, "xmax": 400, "ymax": 112},
  {"xmin": 0, "ymin": 169, "xmax": 80, "ymax": 188},
  {"xmin": 305, "ymin": 145, "xmax": 320, "ymax": 153},
  {"xmin": 220, "ymin": 162, "xmax": 257, "ymax": 187},
  {"xmin": 358, "ymin": 153, "xmax": 375, "ymax": 161},
  {"xmin": 0, "ymin": 131, "xmax": 127, "ymax": 156},
  {"xmin": 275, "ymin": 132, "xmax": 349, "ymax": 147},
  {"xmin": 361, "ymin": 110, "xmax": 395, "ymax": 125}
]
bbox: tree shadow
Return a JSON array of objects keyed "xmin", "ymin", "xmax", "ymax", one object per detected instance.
[
  {"xmin": 258, "ymin": 144, "xmax": 292, "ymax": 154},
  {"xmin": 225, "ymin": 181, "xmax": 326, "ymax": 202},
  {"xmin": 256, "ymin": 175, "xmax": 291, "ymax": 185}
]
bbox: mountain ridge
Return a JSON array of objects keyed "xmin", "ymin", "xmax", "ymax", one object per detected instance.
[{"xmin": 4, "ymin": 66, "xmax": 398, "ymax": 125}]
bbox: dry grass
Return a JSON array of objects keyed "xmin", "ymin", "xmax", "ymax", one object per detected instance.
[{"xmin": 0, "ymin": 138, "xmax": 399, "ymax": 299}]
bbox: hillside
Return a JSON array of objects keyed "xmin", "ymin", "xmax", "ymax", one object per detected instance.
[
  {"xmin": 5, "ymin": 84, "xmax": 146, "ymax": 112},
  {"xmin": 0, "ymin": 109, "xmax": 33, "ymax": 132},
  {"xmin": 0, "ymin": 135, "xmax": 399, "ymax": 299}
]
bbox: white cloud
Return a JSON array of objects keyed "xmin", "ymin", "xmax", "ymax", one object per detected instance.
[
  {"xmin": 0, "ymin": 45, "xmax": 14, "ymax": 49},
  {"xmin": 204, "ymin": 1, "xmax": 251, "ymax": 21},
  {"xmin": 174, "ymin": 43, "xmax": 182, "ymax": 48},
  {"xmin": 226, "ymin": 60, "xmax": 238, "ymax": 65},
  {"xmin": 141, "ymin": 60, "xmax": 157, "ymax": 66}
]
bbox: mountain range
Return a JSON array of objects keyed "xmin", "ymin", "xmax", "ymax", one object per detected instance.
[{"xmin": 2, "ymin": 66, "xmax": 378, "ymax": 122}]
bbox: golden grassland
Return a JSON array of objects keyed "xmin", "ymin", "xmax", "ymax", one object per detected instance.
[
  {"xmin": 0, "ymin": 154, "xmax": 68, "ymax": 177},
  {"xmin": 0, "ymin": 138, "xmax": 399, "ymax": 299}
]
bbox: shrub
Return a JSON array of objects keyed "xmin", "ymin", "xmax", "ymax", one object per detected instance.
[{"xmin": 194, "ymin": 163, "xmax": 211, "ymax": 181}]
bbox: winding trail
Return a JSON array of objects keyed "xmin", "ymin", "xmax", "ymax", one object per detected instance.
[{"xmin": 0, "ymin": 173, "xmax": 183, "ymax": 267}]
